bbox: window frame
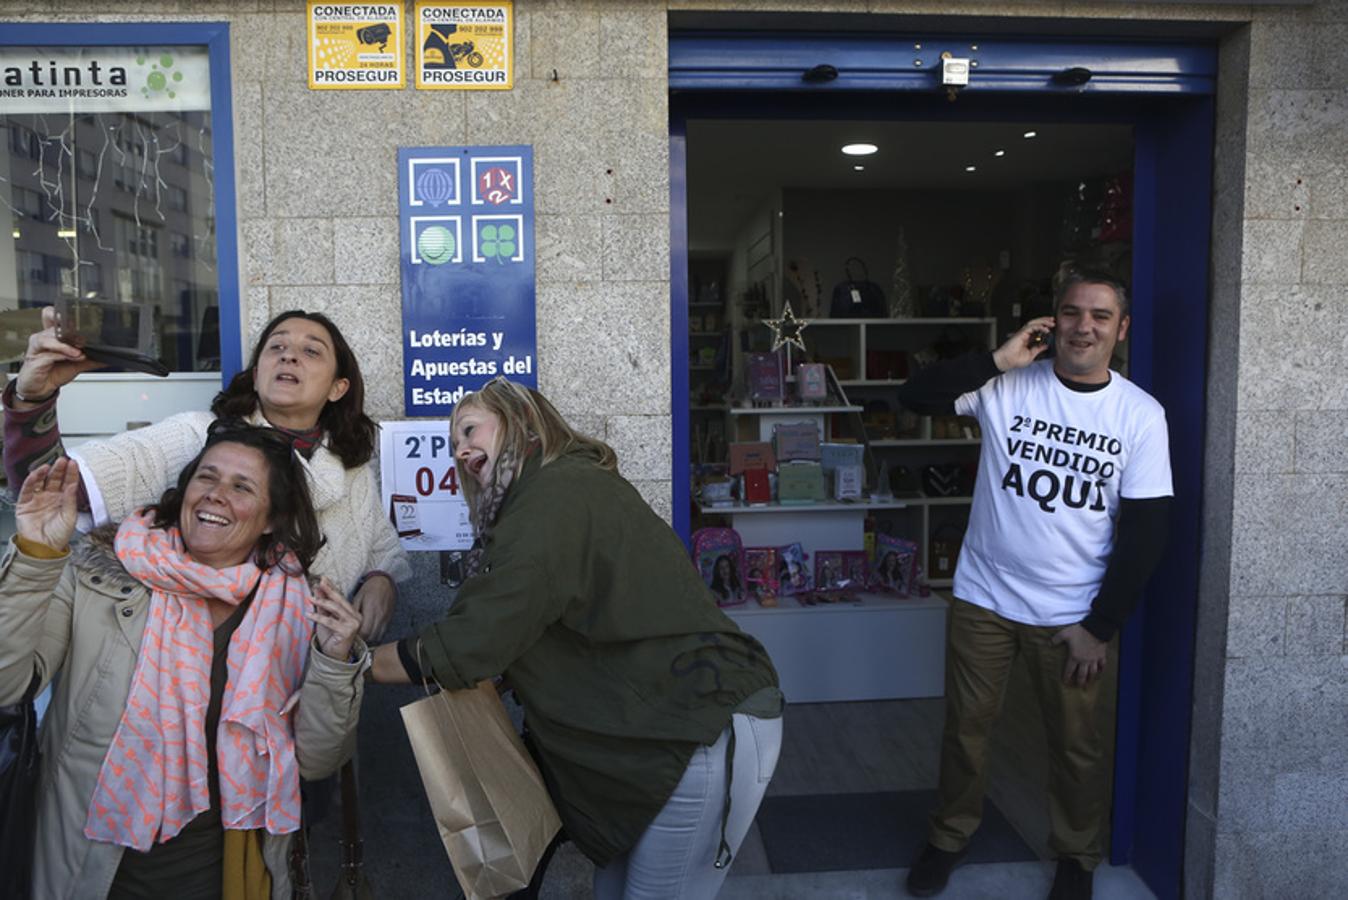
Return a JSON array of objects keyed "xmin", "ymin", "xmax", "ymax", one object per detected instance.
[{"xmin": 2, "ymin": 22, "xmax": 242, "ymax": 378}]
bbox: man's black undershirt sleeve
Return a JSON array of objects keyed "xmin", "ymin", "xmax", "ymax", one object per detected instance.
[
  {"xmin": 896, "ymin": 352, "xmax": 1002, "ymax": 415},
  {"xmin": 1081, "ymin": 496, "xmax": 1172, "ymax": 642}
]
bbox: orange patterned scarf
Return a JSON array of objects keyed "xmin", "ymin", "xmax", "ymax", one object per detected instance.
[{"xmin": 84, "ymin": 512, "xmax": 312, "ymax": 850}]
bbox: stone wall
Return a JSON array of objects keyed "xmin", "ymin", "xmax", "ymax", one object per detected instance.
[{"xmin": 4, "ymin": 1, "xmax": 1347, "ymax": 896}]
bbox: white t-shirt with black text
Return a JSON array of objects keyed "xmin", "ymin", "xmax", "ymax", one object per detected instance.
[{"xmin": 953, "ymin": 359, "xmax": 1173, "ymax": 627}]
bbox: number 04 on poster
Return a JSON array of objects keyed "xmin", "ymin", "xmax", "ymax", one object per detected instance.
[{"xmin": 379, "ymin": 421, "xmax": 475, "ymax": 551}]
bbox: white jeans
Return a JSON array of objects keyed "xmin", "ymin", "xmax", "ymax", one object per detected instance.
[{"xmin": 593, "ymin": 713, "xmax": 784, "ymax": 900}]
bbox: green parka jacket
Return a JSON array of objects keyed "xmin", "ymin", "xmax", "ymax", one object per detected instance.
[{"xmin": 418, "ymin": 450, "xmax": 780, "ymax": 866}]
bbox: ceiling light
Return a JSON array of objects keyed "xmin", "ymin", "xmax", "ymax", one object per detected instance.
[
  {"xmin": 11, "ymin": 230, "xmax": 19, "ymax": 239},
  {"xmin": 841, "ymin": 143, "xmax": 878, "ymax": 156},
  {"xmin": 853, "ymin": 165, "xmax": 865, "ymax": 171},
  {"xmin": 965, "ymin": 165, "xmax": 977, "ymax": 172},
  {"xmin": 57, "ymin": 229, "xmax": 77, "ymax": 238},
  {"xmin": 1023, "ymin": 130, "xmax": 1038, "ymax": 139},
  {"xmin": 994, "ymin": 149, "xmax": 1006, "ymax": 157}
]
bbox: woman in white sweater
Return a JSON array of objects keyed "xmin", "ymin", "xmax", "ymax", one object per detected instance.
[{"xmin": 5, "ymin": 308, "xmax": 411, "ymax": 638}]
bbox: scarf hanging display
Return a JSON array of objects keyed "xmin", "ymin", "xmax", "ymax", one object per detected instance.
[{"xmin": 84, "ymin": 512, "xmax": 312, "ymax": 851}]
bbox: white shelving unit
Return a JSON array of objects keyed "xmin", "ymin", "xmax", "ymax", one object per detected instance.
[
  {"xmin": 712, "ymin": 401, "xmax": 949, "ymax": 701},
  {"xmin": 726, "ymin": 592, "xmax": 948, "ymax": 702}
]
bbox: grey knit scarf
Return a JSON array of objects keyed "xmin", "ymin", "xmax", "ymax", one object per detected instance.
[{"xmin": 462, "ymin": 442, "xmax": 523, "ymax": 579}]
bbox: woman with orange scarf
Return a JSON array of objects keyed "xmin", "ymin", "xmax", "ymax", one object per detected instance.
[{"xmin": 0, "ymin": 422, "xmax": 367, "ymax": 900}]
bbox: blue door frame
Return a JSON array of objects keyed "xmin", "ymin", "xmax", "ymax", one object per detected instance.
[
  {"xmin": 2, "ymin": 22, "xmax": 243, "ymax": 379},
  {"xmin": 670, "ymin": 33, "xmax": 1213, "ymax": 900}
]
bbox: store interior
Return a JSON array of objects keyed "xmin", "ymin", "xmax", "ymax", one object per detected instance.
[{"xmin": 683, "ymin": 116, "xmax": 1134, "ymax": 872}]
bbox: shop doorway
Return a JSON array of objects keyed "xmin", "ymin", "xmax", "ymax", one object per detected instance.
[{"xmin": 670, "ymin": 33, "xmax": 1212, "ymax": 900}]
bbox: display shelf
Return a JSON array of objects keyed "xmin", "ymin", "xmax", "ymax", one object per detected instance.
[
  {"xmin": 690, "ymin": 403, "xmax": 729, "ymax": 411},
  {"xmin": 871, "ymin": 438, "xmax": 980, "ymax": 447},
  {"xmin": 803, "ymin": 317, "xmax": 997, "ymax": 326},
  {"xmin": 840, "ymin": 378, "xmax": 906, "ymax": 387},
  {"xmin": 725, "ymin": 591, "xmax": 949, "ymax": 702},
  {"xmin": 700, "ymin": 499, "xmax": 912, "ymax": 515},
  {"xmin": 699, "ymin": 494, "xmax": 972, "ymax": 515},
  {"xmin": 728, "ymin": 404, "xmax": 862, "ymax": 416}
]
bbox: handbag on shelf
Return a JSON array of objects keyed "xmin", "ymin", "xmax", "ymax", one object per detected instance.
[
  {"xmin": 401, "ymin": 679, "xmax": 561, "ymax": 900},
  {"xmin": 0, "ymin": 671, "xmax": 41, "ymax": 900},
  {"xmin": 829, "ymin": 258, "xmax": 887, "ymax": 319},
  {"xmin": 928, "ymin": 524, "xmax": 967, "ymax": 581}
]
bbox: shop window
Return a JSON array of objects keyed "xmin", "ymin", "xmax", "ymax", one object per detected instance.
[
  {"xmin": 167, "ymin": 184, "xmax": 189, "ymax": 212},
  {"xmin": 170, "ymin": 230, "xmax": 190, "ymax": 258},
  {"xmin": 1, "ymin": 41, "xmax": 224, "ymax": 372}
]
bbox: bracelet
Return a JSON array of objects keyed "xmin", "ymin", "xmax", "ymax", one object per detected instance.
[{"xmin": 13, "ymin": 385, "xmax": 54, "ymax": 405}]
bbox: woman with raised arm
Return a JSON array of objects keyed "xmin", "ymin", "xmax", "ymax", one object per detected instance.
[
  {"xmin": 0, "ymin": 421, "xmax": 368, "ymax": 899},
  {"xmin": 4, "ymin": 307, "xmax": 410, "ymax": 639}
]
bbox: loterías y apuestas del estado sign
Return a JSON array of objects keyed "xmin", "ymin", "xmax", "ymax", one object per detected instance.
[{"xmin": 0, "ymin": 46, "xmax": 211, "ymax": 114}]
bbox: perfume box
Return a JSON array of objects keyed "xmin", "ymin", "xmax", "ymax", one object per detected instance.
[
  {"xmin": 778, "ymin": 461, "xmax": 826, "ymax": 504},
  {"xmin": 729, "ymin": 441, "xmax": 777, "ymax": 476},
  {"xmin": 773, "ymin": 421, "xmax": 821, "ymax": 461}
]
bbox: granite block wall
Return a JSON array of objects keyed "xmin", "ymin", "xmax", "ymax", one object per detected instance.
[{"xmin": 7, "ymin": 1, "xmax": 1348, "ymax": 896}]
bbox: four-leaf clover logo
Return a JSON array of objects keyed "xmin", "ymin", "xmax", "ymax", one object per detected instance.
[{"xmin": 479, "ymin": 223, "xmax": 517, "ymax": 264}]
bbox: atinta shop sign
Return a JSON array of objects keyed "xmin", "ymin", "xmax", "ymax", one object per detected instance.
[
  {"xmin": 398, "ymin": 145, "xmax": 536, "ymax": 416},
  {"xmin": 0, "ymin": 46, "xmax": 210, "ymax": 113}
]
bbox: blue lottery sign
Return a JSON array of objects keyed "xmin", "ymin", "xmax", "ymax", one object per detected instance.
[{"xmin": 398, "ymin": 145, "xmax": 536, "ymax": 415}]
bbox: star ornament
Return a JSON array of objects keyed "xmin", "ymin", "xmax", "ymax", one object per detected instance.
[{"xmin": 765, "ymin": 302, "xmax": 809, "ymax": 353}]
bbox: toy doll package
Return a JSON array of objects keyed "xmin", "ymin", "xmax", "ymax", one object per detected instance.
[
  {"xmin": 869, "ymin": 533, "xmax": 919, "ymax": 596},
  {"xmin": 775, "ymin": 542, "xmax": 812, "ymax": 596},
  {"xmin": 691, "ymin": 527, "xmax": 747, "ymax": 607},
  {"xmin": 744, "ymin": 547, "xmax": 781, "ymax": 606}
]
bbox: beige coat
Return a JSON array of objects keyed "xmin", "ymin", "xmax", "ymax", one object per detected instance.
[{"xmin": 0, "ymin": 532, "xmax": 369, "ymax": 900}]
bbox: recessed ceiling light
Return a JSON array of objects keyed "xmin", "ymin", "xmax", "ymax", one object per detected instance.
[
  {"xmin": 57, "ymin": 229, "xmax": 77, "ymax": 238},
  {"xmin": 11, "ymin": 229, "xmax": 20, "ymax": 239},
  {"xmin": 994, "ymin": 149, "xmax": 1006, "ymax": 157},
  {"xmin": 841, "ymin": 143, "xmax": 878, "ymax": 156},
  {"xmin": 1023, "ymin": 130, "xmax": 1037, "ymax": 139},
  {"xmin": 965, "ymin": 165, "xmax": 977, "ymax": 172},
  {"xmin": 853, "ymin": 165, "xmax": 865, "ymax": 171}
]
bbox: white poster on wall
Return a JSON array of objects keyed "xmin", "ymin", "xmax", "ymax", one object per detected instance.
[
  {"xmin": 378, "ymin": 419, "xmax": 474, "ymax": 551},
  {"xmin": 0, "ymin": 46, "xmax": 211, "ymax": 113}
]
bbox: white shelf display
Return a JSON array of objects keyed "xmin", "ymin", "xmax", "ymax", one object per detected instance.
[
  {"xmin": 728, "ymin": 592, "xmax": 948, "ymax": 702},
  {"xmin": 715, "ymin": 398, "xmax": 948, "ymax": 703},
  {"xmin": 703, "ymin": 318, "xmax": 1000, "ymax": 702}
]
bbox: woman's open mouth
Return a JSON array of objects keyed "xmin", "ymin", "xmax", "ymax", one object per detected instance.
[
  {"xmin": 468, "ymin": 455, "xmax": 488, "ymax": 478},
  {"xmin": 196, "ymin": 511, "xmax": 231, "ymax": 527},
  {"xmin": 276, "ymin": 372, "xmax": 300, "ymax": 385}
]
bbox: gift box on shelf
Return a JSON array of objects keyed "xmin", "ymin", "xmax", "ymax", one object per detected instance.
[
  {"xmin": 778, "ymin": 461, "xmax": 826, "ymax": 504},
  {"xmin": 747, "ymin": 352, "xmax": 784, "ymax": 403},
  {"xmin": 796, "ymin": 363, "xmax": 828, "ymax": 402},
  {"xmin": 834, "ymin": 463, "xmax": 864, "ymax": 501},
  {"xmin": 743, "ymin": 468, "xmax": 772, "ymax": 504},
  {"xmin": 820, "ymin": 442, "xmax": 865, "ymax": 473},
  {"xmin": 729, "ymin": 441, "xmax": 777, "ymax": 475},
  {"xmin": 773, "ymin": 421, "xmax": 821, "ymax": 461}
]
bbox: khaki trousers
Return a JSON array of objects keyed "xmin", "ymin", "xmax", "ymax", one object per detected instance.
[{"xmin": 928, "ymin": 598, "xmax": 1114, "ymax": 869}]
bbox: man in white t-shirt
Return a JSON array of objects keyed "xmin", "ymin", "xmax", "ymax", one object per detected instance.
[{"xmin": 899, "ymin": 270, "xmax": 1173, "ymax": 900}]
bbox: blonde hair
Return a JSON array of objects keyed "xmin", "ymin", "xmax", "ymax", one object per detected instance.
[{"xmin": 451, "ymin": 377, "xmax": 618, "ymax": 515}]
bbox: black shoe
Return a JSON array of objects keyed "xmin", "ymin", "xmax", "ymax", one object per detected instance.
[
  {"xmin": 1048, "ymin": 858, "xmax": 1094, "ymax": 900},
  {"xmin": 905, "ymin": 843, "xmax": 967, "ymax": 897}
]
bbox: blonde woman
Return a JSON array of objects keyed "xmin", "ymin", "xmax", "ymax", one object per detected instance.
[{"xmin": 370, "ymin": 377, "xmax": 784, "ymax": 899}]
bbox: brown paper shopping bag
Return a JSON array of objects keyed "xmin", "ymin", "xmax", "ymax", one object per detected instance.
[{"xmin": 400, "ymin": 681, "xmax": 562, "ymax": 900}]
